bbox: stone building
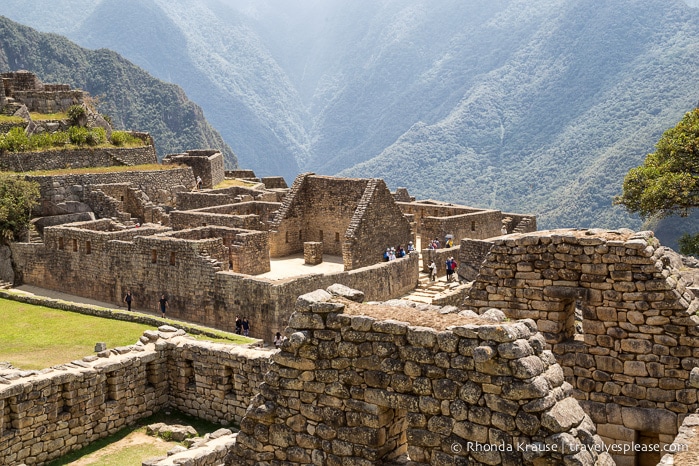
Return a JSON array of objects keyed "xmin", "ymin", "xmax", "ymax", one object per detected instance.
[
  {"xmin": 269, "ymin": 174, "xmax": 413, "ymax": 271},
  {"xmin": 462, "ymin": 228, "xmax": 699, "ymax": 466}
]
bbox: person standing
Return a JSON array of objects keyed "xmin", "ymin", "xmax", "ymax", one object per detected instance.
[
  {"xmin": 235, "ymin": 315, "xmax": 242, "ymax": 335},
  {"xmin": 274, "ymin": 332, "xmax": 284, "ymax": 347},
  {"xmin": 159, "ymin": 294, "xmax": 168, "ymax": 318},
  {"xmin": 242, "ymin": 317, "xmax": 250, "ymax": 337},
  {"xmin": 429, "ymin": 260, "xmax": 437, "ymax": 281},
  {"xmin": 446, "ymin": 257, "xmax": 454, "ymax": 282},
  {"xmin": 124, "ymin": 291, "xmax": 133, "ymax": 311},
  {"xmin": 196, "ymin": 175, "xmax": 203, "ymax": 190}
]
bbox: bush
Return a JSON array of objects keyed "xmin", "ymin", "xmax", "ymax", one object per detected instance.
[
  {"xmin": 110, "ymin": 131, "xmax": 141, "ymax": 147},
  {"xmin": 0, "ymin": 174, "xmax": 40, "ymax": 244},
  {"xmin": 68, "ymin": 126, "xmax": 89, "ymax": 145},
  {"xmin": 86, "ymin": 127, "xmax": 107, "ymax": 146},
  {"xmin": 67, "ymin": 105, "xmax": 86, "ymax": 127},
  {"xmin": 0, "ymin": 127, "xmax": 30, "ymax": 152}
]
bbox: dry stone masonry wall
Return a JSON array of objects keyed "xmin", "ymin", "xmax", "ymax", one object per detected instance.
[
  {"xmin": 463, "ymin": 229, "xmax": 699, "ymax": 465},
  {"xmin": 0, "ymin": 326, "xmax": 269, "ymax": 466},
  {"xmin": 227, "ymin": 289, "xmax": 614, "ymax": 466}
]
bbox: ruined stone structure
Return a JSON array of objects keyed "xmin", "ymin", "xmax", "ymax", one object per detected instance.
[
  {"xmin": 163, "ymin": 149, "xmax": 225, "ymax": 189},
  {"xmin": 0, "ymin": 325, "xmax": 270, "ymax": 466},
  {"xmin": 269, "ymin": 174, "xmax": 413, "ymax": 271},
  {"xmin": 463, "ymin": 228, "xmax": 699, "ymax": 465},
  {"xmin": 226, "ymin": 288, "xmax": 614, "ymax": 465},
  {"xmin": 1, "ymin": 70, "xmax": 86, "ymax": 114}
]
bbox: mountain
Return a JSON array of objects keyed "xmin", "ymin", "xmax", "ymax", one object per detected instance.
[
  {"xmin": 0, "ymin": 15, "xmax": 237, "ymax": 166},
  {"xmin": 2, "ymin": 0, "xmax": 699, "ymax": 237}
]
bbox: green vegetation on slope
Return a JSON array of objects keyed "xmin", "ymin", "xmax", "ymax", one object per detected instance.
[{"xmin": 0, "ymin": 15, "xmax": 238, "ymax": 167}]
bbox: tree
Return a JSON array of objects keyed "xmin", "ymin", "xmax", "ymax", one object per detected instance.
[
  {"xmin": 615, "ymin": 108, "xmax": 699, "ymax": 219},
  {"xmin": 0, "ymin": 174, "xmax": 40, "ymax": 244}
]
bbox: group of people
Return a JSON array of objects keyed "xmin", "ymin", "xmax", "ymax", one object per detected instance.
[
  {"xmin": 382, "ymin": 241, "xmax": 416, "ymax": 261},
  {"xmin": 123, "ymin": 291, "xmax": 169, "ymax": 318},
  {"xmin": 427, "ymin": 256, "xmax": 459, "ymax": 282},
  {"xmin": 427, "ymin": 236, "xmax": 454, "ymax": 250},
  {"xmin": 235, "ymin": 315, "xmax": 250, "ymax": 336}
]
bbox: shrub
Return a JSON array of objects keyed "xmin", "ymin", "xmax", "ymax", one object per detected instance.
[
  {"xmin": 86, "ymin": 127, "xmax": 107, "ymax": 146},
  {"xmin": 111, "ymin": 131, "xmax": 142, "ymax": 147},
  {"xmin": 67, "ymin": 105, "xmax": 86, "ymax": 126},
  {"xmin": 0, "ymin": 127, "xmax": 30, "ymax": 152},
  {"xmin": 68, "ymin": 126, "xmax": 89, "ymax": 145},
  {"xmin": 0, "ymin": 174, "xmax": 40, "ymax": 244}
]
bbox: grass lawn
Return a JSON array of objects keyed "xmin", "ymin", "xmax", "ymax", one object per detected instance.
[
  {"xmin": 0, "ymin": 298, "xmax": 250, "ymax": 369},
  {"xmin": 29, "ymin": 111, "xmax": 68, "ymax": 121},
  {"xmin": 24, "ymin": 163, "xmax": 179, "ymax": 177},
  {"xmin": 214, "ymin": 178, "xmax": 258, "ymax": 189}
]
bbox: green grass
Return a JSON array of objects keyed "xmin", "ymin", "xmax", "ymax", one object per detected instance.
[
  {"xmin": 24, "ymin": 163, "xmax": 182, "ymax": 177},
  {"xmin": 29, "ymin": 111, "xmax": 68, "ymax": 121},
  {"xmin": 46, "ymin": 410, "xmax": 228, "ymax": 466},
  {"xmin": 0, "ymin": 298, "xmax": 156, "ymax": 369},
  {"xmin": 214, "ymin": 178, "xmax": 258, "ymax": 189},
  {"xmin": 0, "ymin": 115, "xmax": 24, "ymax": 124},
  {"xmin": 0, "ymin": 296, "xmax": 254, "ymax": 369}
]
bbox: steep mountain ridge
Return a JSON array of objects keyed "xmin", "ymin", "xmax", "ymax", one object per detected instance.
[
  {"xmin": 0, "ymin": 15, "xmax": 237, "ymax": 166},
  {"xmin": 3, "ymin": 0, "xmax": 699, "ymax": 234}
]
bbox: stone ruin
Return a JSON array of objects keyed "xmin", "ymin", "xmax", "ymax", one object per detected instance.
[{"xmin": 226, "ymin": 288, "xmax": 614, "ymax": 466}]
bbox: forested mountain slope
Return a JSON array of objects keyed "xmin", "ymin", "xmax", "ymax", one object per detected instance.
[
  {"xmin": 0, "ymin": 16, "xmax": 237, "ymax": 165},
  {"xmin": 2, "ymin": 0, "xmax": 699, "ymax": 232}
]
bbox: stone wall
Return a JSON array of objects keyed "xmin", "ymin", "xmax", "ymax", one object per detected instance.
[
  {"xmin": 269, "ymin": 174, "xmax": 412, "ymax": 271},
  {"xmin": 0, "ymin": 145, "xmax": 157, "ymax": 172},
  {"xmin": 27, "ymin": 167, "xmax": 194, "ymax": 216},
  {"xmin": 11, "ymin": 223, "xmax": 419, "ymax": 344},
  {"xmin": 227, "ymin": 289, "xmax": 613, "ymax": 466},
  {"xmin": 458, "ymin": 238, "xmax": 495, "ymax": 281},
  {"xmin": 0, "ymin": 326, "xmax": 270, "ymax": 466},
  {"xmin": 169, "ymin": 202, "xmax": 281, "ymax": 231},
  {"xmin": 422, "ymin": 210, "xmax": 504, "ymax": 243},
  {"xmin": 261, "ymin": 176, "xmax": 288, "ymax": 189},
  {"xmin": 270, "ymin": 174, "xmax": 369, "ymax": 258},
  {"xmin": 343, "ymin": 178, "xmax": 413, "ymax": 271},
  {"xmin": 176, "ymin": 186, "xmax": 277, "ymax": 211},
  {"xmin": 463, "ymin": 229, "xmax": 699, "ymax": 465},
  {"xmin": 163, "ymin": 150, "xmax": 225, "ymax": 189}
]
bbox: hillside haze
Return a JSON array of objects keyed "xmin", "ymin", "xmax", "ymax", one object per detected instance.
[{"xmin": 3, "ymin": 0, "xmax": 699, "ymax": 233}]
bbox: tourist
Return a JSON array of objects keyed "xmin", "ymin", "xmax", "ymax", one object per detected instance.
[
  {"xmin": 446, "ymin": 257, "xmax": 454, "ymax": 282},
  {"xmin": 196, "ymin": 175, "xmax": 203, "ymax": 190},
  {"xmin": 445, "ymin": 236, "xmax": 453, "ymax": 248},
  {"xmin": 407, "ymin": 241, "xmax": 415, "ymax": 253},
  {"xmin": 242, "ymin": 317, "xmax": 250, "ymax": 337},
  {"xmin": 429, "ymin": 260, "xmax": 437, "ymax": 281},
  {"xmin": 388, "ymin": 248, "xmax": 396, "ymax": 261},
  {"xmin": 274, "ymin": 332, "xmax": 285, "ymax": 347},
  {"xmin": 235, "ymin": 315, "xmax": 242, "ymax": 335},
  {"xmin": 159, "ymin": 294, "xmax": 168, "ymax": 318},
  {"xmin": 124, "ymin": 290, "xmax": 133, "ymax": 311},
  {"xmin": 383, "ymin": 248, "xmax": 390, "ymax": 261},
  {"xmin": 434, "ymin": 238, "xmax": 441, "ymax": 249},
  {"xmin": 501, "ymin": 225, "xmax": 508, "ymax": 235},
  {"xmin": 397, "ymin": 245, "xmax": 405, "ymax": 258}
]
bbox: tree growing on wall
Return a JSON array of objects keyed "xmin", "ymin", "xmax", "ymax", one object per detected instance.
[
  {"xmin": 0, "ymin": 174, "xmax": 39, "ymax": 244},
  {"xmin": 615, "ymin": 107, "xmax": 699, "ymax": 255}
]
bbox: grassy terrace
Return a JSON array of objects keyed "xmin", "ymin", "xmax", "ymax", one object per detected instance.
[
  {"xmin": 0, "ymin": 115, "xmax": 24, "ymax": 124},
  {"xmin": 0, "ymin": 297, "xmax": 248, "ymax": 369},
  {"xmin": 29, "ymin": 111, "xmax": 68, "ymax": 121},
  {"xmin": 214, "ymin": 178, "xmax": 259, "ymax": 189},
  {"xmin": 22, "ymin": 163, "xmax": 184, "ymax": 177}
]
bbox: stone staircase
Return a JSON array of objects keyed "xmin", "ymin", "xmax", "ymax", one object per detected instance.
[{"xmin": 400, "ymin": 272, "xmax": 458, "ymax": 304}]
